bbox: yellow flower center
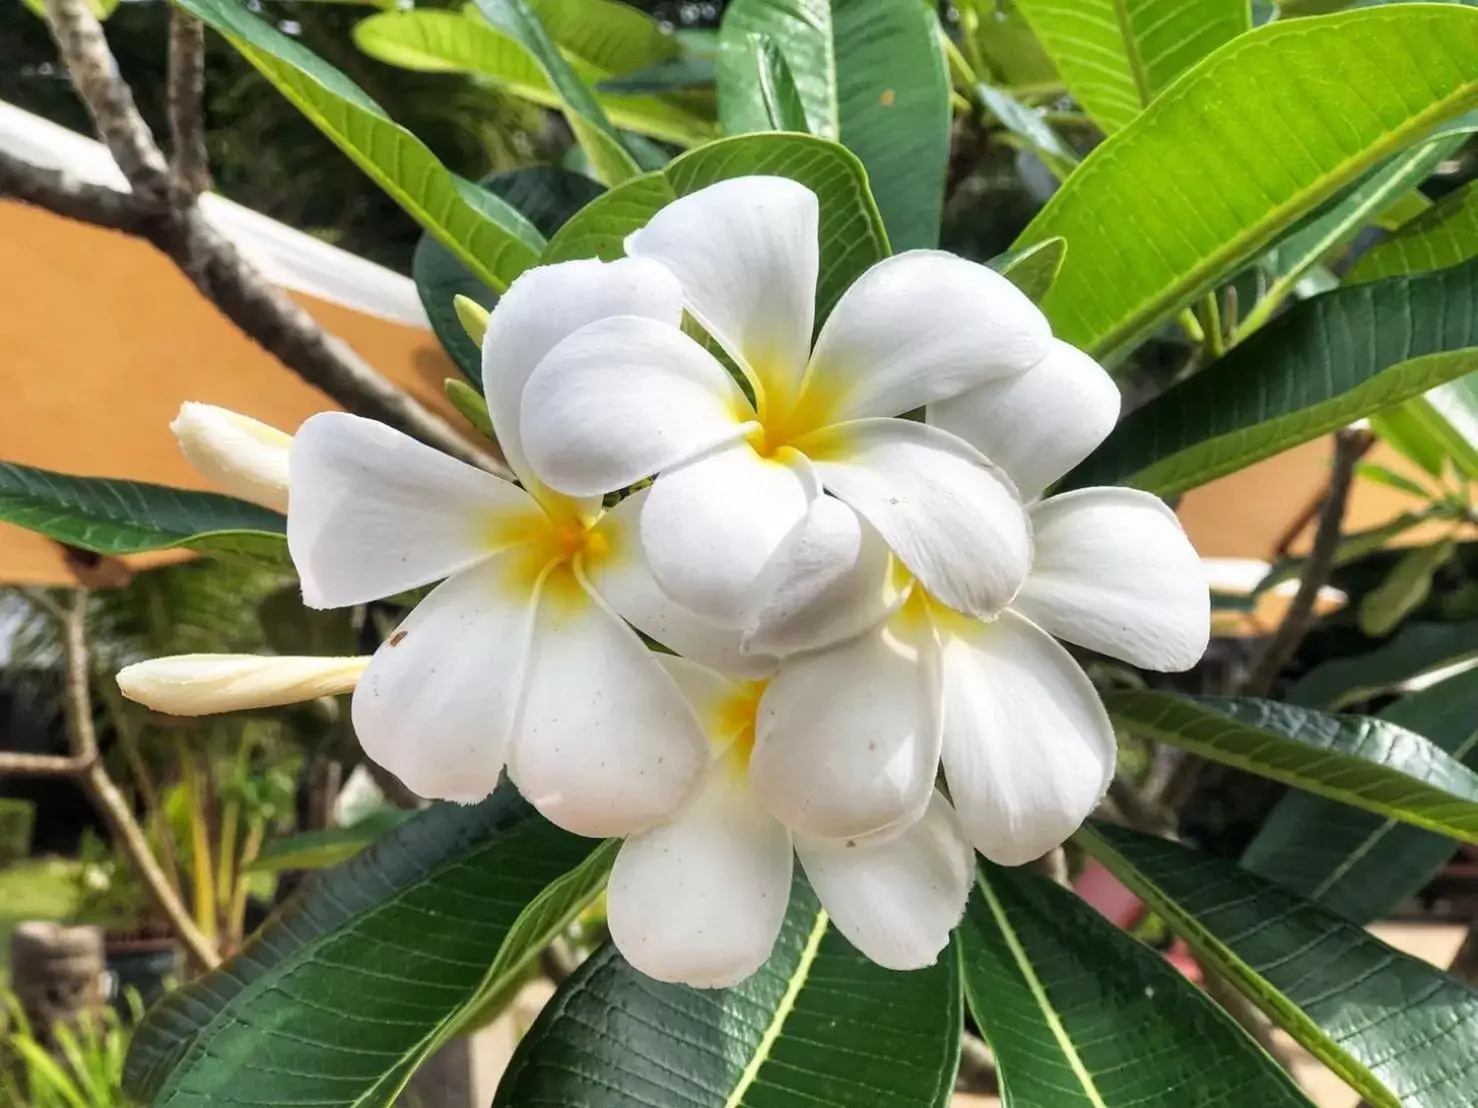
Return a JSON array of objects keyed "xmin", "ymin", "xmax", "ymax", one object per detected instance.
[
  {"xmin": 713, "ymin": 680, "xmax": 767, "ymax": 776},
  {"xmin": 491, "ymin": 500, "xmax": 612, "ymax": 604}
]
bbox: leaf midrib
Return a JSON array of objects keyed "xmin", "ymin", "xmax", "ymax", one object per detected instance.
[{"xmin": 1109, "ymin": 0, "xmax": 1153, "ymax": 106}]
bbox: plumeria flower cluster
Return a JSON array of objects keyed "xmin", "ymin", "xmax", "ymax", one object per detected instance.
[{"xmin": 119, "ymin": 177, "xmax": 1209, "ymax": 988}]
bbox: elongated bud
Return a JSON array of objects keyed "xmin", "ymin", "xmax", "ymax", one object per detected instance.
[
  {"xmin": 453, "ymin": 294, "xmax": 489, "ymax": 347},
  {"xmin": 170, "ymin": 403, "xmax": 292, "ymax": 513},
  {"xmin": 117, "ymin": 654, "xmax": 368, "ymax": 716}
]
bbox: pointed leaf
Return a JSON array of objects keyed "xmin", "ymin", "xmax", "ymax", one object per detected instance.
[
  {"xmin": 1287, "ymin": 620, "xmax": 1478, "ymax": 710},
  {"xmin": 176, "ymin": 0, "xmax": 542, "ymax": 292},
  {"xmin": 960, "ymin": 862, "xmax": 1313, "ymax": 1107},
  {"xmin": 1106, "ymin": 691, "xmax": 1478, "ymax": 841},
  {"xmin": 992, "ymin": 236, "xmax": 1067, "ymax": 303},
  {"xmin": 1351, "ymin": 178, "xmax": 1478, "ymax": 283},
  {"xmin": 1083, "ymin": 823, "xmax": 1478, "ymax": 1108},
  {"xmin": 1065, "ymin": 258, "xmax": 1478, "ymax": 497},
  {"xmin": 1012, "ymin": 0, "xmax": 1249, "ymax": 133},
  {"xmin": 1360, "ymin": 539, "xmax": 1457, "ymax": 636},
  {"xmin": 541, "ymin": 132, "xmax": 890, "ymax": 325},
  {"xmin": 1017, "ymin": 5, "xmax": 1478, "ymax": 359},
  {"xmin": 716, "ymin": 0, "xmax": 949, "ymax": 250},
  {"xmin": 493, "ymin": 875, "xmax": 961, "ymax": 1107},
  {"xmin": 724, "ymin": 32, "xmax": 810, "ymax": 132},
  {"xmin": 124, "ymin": 791, "xmax": 609, "ymax": 1106},
  {"xmin": 1246, "ymin": 666, "xmax": 1478, "ymax": 923}
]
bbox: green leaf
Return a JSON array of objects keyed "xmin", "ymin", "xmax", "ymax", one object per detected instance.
[
  {"xmin": 176, "ymin": 0, "xmax": 541, "ymax": 293},
  {"xmin": 958, "ymin": 0, "xmax": 1059, "ymax": 91},
  {"xmin": 991, "ymin": 237, "xmax": 1067, "ymax": 304},
  {"xmin": 1371, "ymin": 403, "xmax": 1450, "ymax": 477},
  {"xmin": 725, "ymin": 32, "xmax": 810, "ymax": 132},
  {"xmin": 124, "ymin": 791, "xmax": 608, "ymax": 1106},
  {"xmin": 1012, "ymin": 0, "xmax": 1249, "ymax": 133},
  {"xmin": 412, "ymin": 167, "xmax": 604, "ymax": 386},
  {"xmin": 1017, "ymin": 5, "xmax": 1478, "ymax": 359},
  {"xmin": 959, "ymin": 862, "xmax": 1313, "ymax": 1107},
  {"xmin": 1355, "ymin": 461, "xmax": 1436, "ymax": 500},
  {"xmin": 976, "ymin": 82, "xmax": 1078, "ymax": 179},
  {"xmin": 1360, "ymin": 539, "xmax": 1458, "ymax": 636},
  {"xmin": 1246, "ymin": 665, "xmax": 1478, "ymax": 922},
  {"xmin": 0, "ymin": 461, "xmax": 286, "ymax": 563},
  {"xmin": 245, "ymin": 809, "xmax": 414, "ymax": 873},
  {"xmin": 1351, "ymin": 177, "xmax": 1478, "ymax": 283},
  {"xmin": 1287, "ymin": 620, "xmax": 1478, "ymax": 709},
  {"xmin": 471, "ymin": 0, "xmax": 641, "ymax": 184},
  {"xmin": 529, "ymin": 0, "xmax": 681, "ymax": 76},
  {"xmin": 1417, "ymin": 374, "xmax": 1478, "ymax": 480},
  {"xmin": 1107, "ymin": 691, "xmax": 1478, "ymax": 841},
  {"xmin": 1082, "ymin": 823, "xmax": 1478, "ymax": 1108},
  {"xmin": 1064, "ymin": 259, "xmax": 1478, "ymax": 497},
  {"xmin": 542, "ymin": 133, "xmax": 890, "ymax": 326},
  {"xmin": 716, "ymin": 0, "xmax": 949, "ymax": 250},
  {"xmin": 353, "ymin": 10, "xmax": 716, "ymax": 147},
  {"xmin": 598, "ymin": 54, "xmax": 717, "ymax": 93},
  {"xmin": 493, "ymin": 875, "xmax": 961, "ymax": 1107}
]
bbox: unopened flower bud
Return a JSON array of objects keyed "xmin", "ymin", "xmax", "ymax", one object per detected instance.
[
  {"xmin": 117, "ymin": 654, "xmax": 368, "ymax": 716},
  {"xmin": 170, "ymin": 403, "xmax": 292, "ymax": 513}
]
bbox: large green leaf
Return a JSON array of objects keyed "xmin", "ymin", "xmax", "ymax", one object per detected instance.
[
  {"xmin": 959, "ymin": 863, "xmax": 1313, "ymax": 1107},
  {"xmin": 1350, "ymin": 177, "xmax": 1478, "ymax": 283},
  {"xmin": 958, "ymin": 0, "xmax": 1059, "ymax": 91},
  {"xmin": 175, "ymin": 0, "xmax": 541, "ymax": 293},
  {"xmin": 1064, "ymin": 258, "xmax": 1478, "ymax": 497},
  {"xmin": 715, "ymin": 0, "xmax": 949, "ymax": 251},
  {"xmin": 0, "ymin": 461, "xmax": 287, "ymax": 563},
  {"xmin": 1012, "ymin": 0, "xmax": 1248, "ymax": 133},
  {"xmin": 1105, "ymin": 691, "xmax": 1478, "ymax": 841},
  {"xmin": 1286, "ymin": 621, "xmax": 1478, "ymax": 709},
  {"xmin": 124, "ymin": 792, "xmax": 609, "ymax": 1107},
  {"xmin": 493, "ymin": 875, "xmax": 961, "ymax": 1107},
  {"xmin": 414, "ymin": 168, "xmax": 604, "ymax": 386},
  {"xmin": 1017, "ymin": 5, "xmax": 1478, "ymax": 359},
  {"xmin": 529, "ymin": 0, "xmax": 680, "ymax": 76},
  {"xmin": 1243, "ymin": 666, "xmax": 1478, "ymax": 923},
  {"xmin": 542, "ymin": 133, "xmax": 890, "ymax": 325},
  {"xmin": 1083, "ymin": 824, "xmax": 1478, "ymax": 1108},
  {"xmin": 353, "ymin": 9, "xmax": 716, "ymax": 147},
  {"xmin": 471, "ymin": 0, "xmax": 642, "ymax": 184},
  {"xmin": 245, "ymin": 809, "xmax": 414, "ymax": 874}
]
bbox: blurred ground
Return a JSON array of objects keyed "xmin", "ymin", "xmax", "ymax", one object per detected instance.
[{"xmin": 0, "ymin": 857, "xmax": 76, "ymax": 980}]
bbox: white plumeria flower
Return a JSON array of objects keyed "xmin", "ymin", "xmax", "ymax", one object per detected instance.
[
  {"xmin": 171, "ymin": 402, "xmax": 291, "ymax": 513},
  {"xmin": 742, "ymin": 352, "xmax": 1211, "ymax": 867},
  {"xmin": 519, "ymin": 176, "xmax": 1064, "ymax": 629},
  {"xmin": 285, "ymin": 258, "xmax": 764, "ymax": 836},
  {"xmin": 608, "ymin": 653, "xmax": 974, "ymax": 988},
  {"xmin": 117, "ymin": 654, "xmax": 368, "ymax": 715}
]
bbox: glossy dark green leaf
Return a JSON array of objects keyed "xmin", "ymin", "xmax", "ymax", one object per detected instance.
[
  {"xmin": 977, "ymin": 82, "xmax": 1078, "ymax": 179},
  {"xmin": 494, "ymin": 874, "xmax": 961, "ymax": 1107},
  {"xmin": 1065, "ymin": 259, "xmax": 1478, "ymax": 497},
  {"xmin": 1360, "ymin": 539, "xmax": 1458, "ymax": 636},
  {"xmin": 413, "ymin": 168, "xmax": 603, "ymax": 385},
  {"xmin": 125, "ymin": 791, "xmax": 609, "ymax": 1106},
  {"xmin": 960, "ymin": 863, "xmax": 1312, "ymax": 1107},
  {"xmin": 1245, "ymin": 666, "xmax": 1478, "ymax": 922},
  {"xmin": 1016, "ymin": 5, "xmax": 1478, "ymax": 359},
  {"xmin": 598, "ymin": 54, "xmax": 717, "ymax": 93},
  {"xmin": 991, "ymin": 236, "xmax": 1067, "ymax": 303},
  {"xmin": 1083, "ymin": 824, "xmax": 1478, "ymax": 1108},
  {"xmin": 1011, "ymin": 0, "xmax": 1248, "ymax": 133},
  {"xmin": 1351, "ymin": 178, "xmax": 1478, "ymax": 283},
  {"xmin": 177, "ymin": 0, "xmax": 541, "ymax": 293},
  {"xmin": 0, "ymin": 461, "xmax": 286, "ymax": 563},
  {"xmin": 1287, "ymin": 621, "xmax": 1478, "ymax": 709},
  {"xmin": 1105, "ymin": 691, "xmax": 1478, "ymax": 841},
  {"xmin": 245, "ymin": 809, "xmax": 413, "ymax": 873},
  {"xmin": 716, "ymin": 0, "xmax": 949, "ymax": 250},
  {"xmin": 543, "ymin": 133, "xmax": 889, "ymax": 325}
]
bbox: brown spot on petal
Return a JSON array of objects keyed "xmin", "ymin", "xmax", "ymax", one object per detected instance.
[{"xmin": 389, "ymin": 631, "xmax": 408, "ymax": 647}]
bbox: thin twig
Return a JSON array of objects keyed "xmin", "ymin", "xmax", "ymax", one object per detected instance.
[{"xmin": 167, "ymin": 10, "xmax": 210, "ymax": 197}]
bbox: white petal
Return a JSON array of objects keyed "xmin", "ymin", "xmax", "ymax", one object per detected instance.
[
  {"xmin": 1016, "ymin": 488, "xmax": 1210, "ymax": 671},
  {"xmin": 796, "ymin": 792, "xmax": 972, "ymax": 971},
  {"xmin": 750, "ymin": 608, "xmax": 942, "ymax": 842},
  {"xmin": 744, "ymin": 495, "xmax": 899, "ymax": 658},
  {"xmin": 805, "ymin": 419, "xmax": 1031, "ymax": 621},
  {"xmin": 927, "ymin": 339, "xmax": 1120, "ymax": 502},
  {"xmin": 480, "ymin": 257, "xmax": 684, "ymax": 489},
  {"xmin": 626, "ymin": 176, "xmax": 817, "ymax": 413},
  {"xmin": 507, "ymin": 567, "xmax": 709, "ymax": 836},
  {"xmin": 608, "ymin": 766, "xmax": 792, "ymax": 988},
  {"xmin": 520, "ymin": 315, "xmax": 753, "ymax": 498},
  {"xmin": 352, "ymin": 554, "xmax": 536, "ymax": 804},
  {"xmin": 586, "ymin": 490, "xmax": 775, "ymax": 679},
  {"xmin": 652, "ymin": 654, "xmax": 753, "ymax": 746},
  {"xmin": 803, "ymin": 251, "xmax": 1052, "ymax": 424},
  {"xmin": 117, "ymin": 654, "xmax": 366, "ymax": 716},
  {"xmin": 170, "ymin": 403, "xmax": 291, "ymax": 513},
  {"xmin": 939, "ymin": 610, "xmax": 1115, "ymax": 866},
  {"xmin": 288, "ymin": 412, "xmax": 542, "ymax": 608},
  {"xmin": 640, "ymin": 442, "xmax": 815, "ymax": 627}
]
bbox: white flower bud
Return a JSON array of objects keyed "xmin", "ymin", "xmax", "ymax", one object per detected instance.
[
  {"xmin": 170, "ymin": 403, "xmax": 292, "ymax": 513},
  {"xmin": 117, "ymin": 654, "xmax": 368, "ymax": 716}
]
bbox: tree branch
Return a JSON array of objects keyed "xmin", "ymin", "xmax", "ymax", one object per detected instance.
[
  {"xmin": 167, "ymin": 10, "xmax": 210, "ymax": 197},
  {"xmin": 23, "ymin": 0, "xmax": 497, "ymax": 472}
]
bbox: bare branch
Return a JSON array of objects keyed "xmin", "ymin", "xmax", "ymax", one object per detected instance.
[
  {"xmin": 167, "ymin": 11, "xmax": 211, "ymax": 197},
  {"xmin": 0, "ymin": 148, "xmax": 142, "ymax": 232},
  {"xmin": 0, "ymin": 751, "xmax": 90, "ymax": 775}
]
